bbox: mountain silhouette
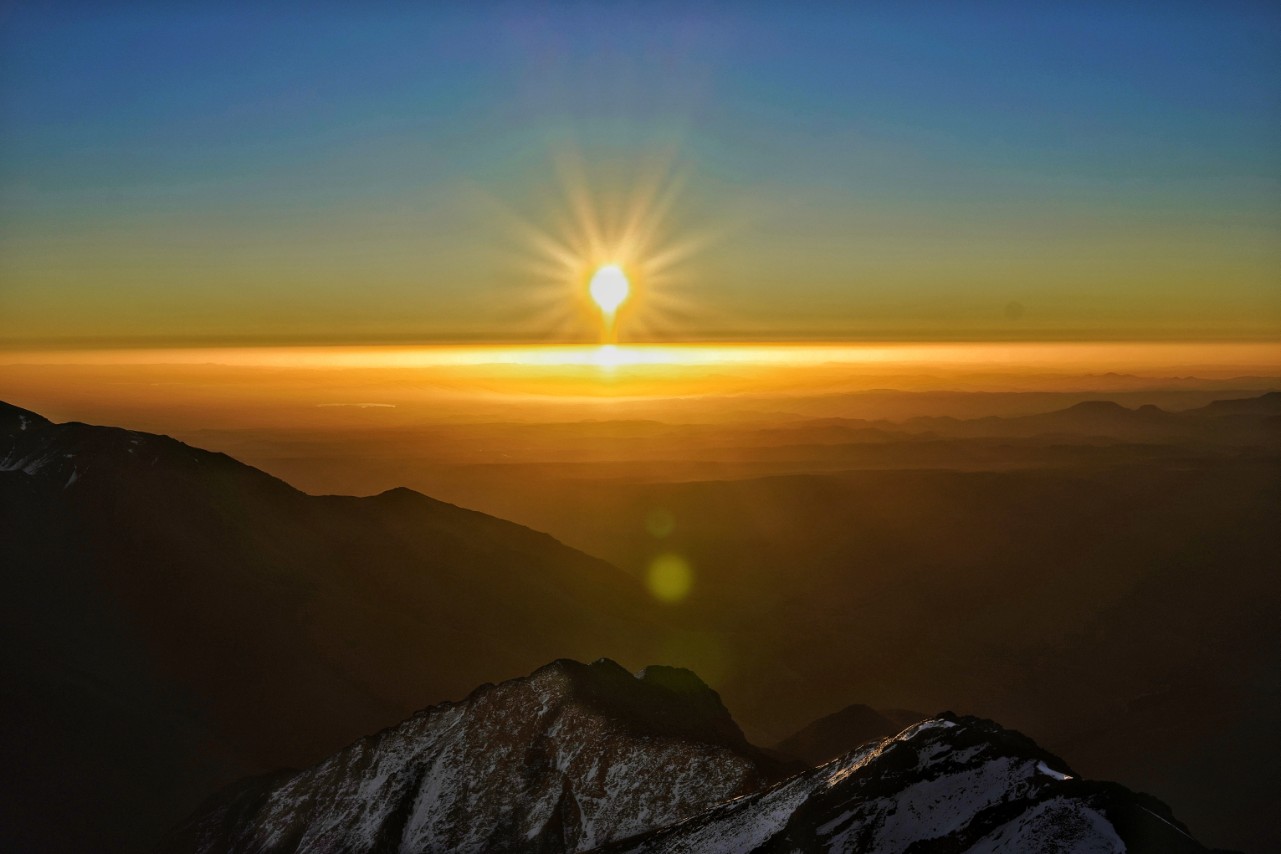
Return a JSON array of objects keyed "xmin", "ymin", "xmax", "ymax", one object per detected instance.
[
  {"xmin": 0, "ymin": 402, "xmax": 659, "ymax": 852},
  {"xmin": 773, "ymin": 703, "xmax": 924, "ymax": 766}
]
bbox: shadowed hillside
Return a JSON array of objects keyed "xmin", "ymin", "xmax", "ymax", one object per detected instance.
[{"xmin": 0, "ymin": 402, "xmax": 660, "ymax": 852}]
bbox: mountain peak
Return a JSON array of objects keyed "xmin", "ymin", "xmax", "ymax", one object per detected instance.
[
  {"xmin": 774, "ymin": 701, "xmax": 910, "ymax": 765},
  {"xmin": 522, "ymin": 659, "xmax": 756, "ymax": 760},
  {"xmin": 603, "ymin": 712, "xmax": 1213, "ymax": 854},
  {"xmin": 0, "ymin": 399, "xmax": 295, "ymax": 495},
  {"xmin": 1063, "ymin": 399, "xmax": 1130, "ymax": 413},
  {"xmin": 169, "ymin": 659, "xmax": 785, "ymax": 854},
  {"xmin": 634, "ymin": 664, "xmax": 713, "ymax": 695},
  {"xmin": 0, "ymin": 401, "xmax": 52, "ymax": 434},
  {"xmin": 169, "ymin": 669, "xmax": 1217, "ymax": 854}
]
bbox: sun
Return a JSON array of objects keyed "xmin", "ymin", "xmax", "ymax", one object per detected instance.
[
  {"xmin": 488, "ymin": 142, "xmax": 717, "ymax": 343},
  {"xmin": 589, "ymin": 264, "xmax": 630, "ymax": 314}
]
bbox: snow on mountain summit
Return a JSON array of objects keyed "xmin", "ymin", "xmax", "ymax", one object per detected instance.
[
  {"xmin": 601, "ymin": 713, "xmax": 1216, "ymax": 854},
  {"xmin": 167, "ymin": 661, "xmax": 1220, "ymax": 854},
  {"xmin": 0, "ymin": 400, "xmax": 287, "ymax": 491},
  {"xmin": 167, "ymin": 658, "xmax": 791, "ymax": 854}
]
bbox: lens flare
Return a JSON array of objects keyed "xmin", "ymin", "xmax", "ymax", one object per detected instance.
[{"xmin": 646, "ymin": 553, "xmax": 692, "ymax": 603}]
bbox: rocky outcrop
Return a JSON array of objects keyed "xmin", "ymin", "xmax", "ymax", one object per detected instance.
[
  {"xmin": 168, "ymin": 660, "xmax": 1222, "ymax": 854},
  {"xmin": 166, "ymin": 659, "xmax": 792, "ymax": 854},
  {"xmin": 601, "ymin": 713, "xmax": 1218, "ymax": 854}
]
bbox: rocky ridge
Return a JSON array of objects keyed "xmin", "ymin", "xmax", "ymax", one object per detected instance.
[
  {"xmin": 167, "ymin": 659, "xmax": 791, "ymax": 854},
  {"xmin": 168, "ymin": 661, "xmax": 1222, "ymax": 854},
  {"xmin": 602, "ymin": 713, "xmax": 1216, "ymax": 853}
]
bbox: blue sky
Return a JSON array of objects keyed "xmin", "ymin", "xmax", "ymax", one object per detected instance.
[{"xmin": 2, "ymin": 2, "xmax": 1279, "ymax": 344}]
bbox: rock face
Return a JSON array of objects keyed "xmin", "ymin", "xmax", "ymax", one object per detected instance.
[
  {"xmin": 166, "ymin": 659, "xmax": 791, "ymax": 854},
  {"xmin": 169, "ymin": 662, "xmax": 1220, "ymax": 854},
  {"xmin": 601, "ymin": 714, "xmax": 1216, "ymax": 854}
]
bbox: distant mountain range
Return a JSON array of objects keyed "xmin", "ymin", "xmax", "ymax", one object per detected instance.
[
  {"xmin": 892, "ymin": 392, "xmax": 1281, "ymax": 442},
  {"xmin": 167, "ymin": 659, "xmax": 1223, "ymax": 854},
  {"xmin": 742, "ymin": 391, "xmax": 1281, "ymax": 446}
]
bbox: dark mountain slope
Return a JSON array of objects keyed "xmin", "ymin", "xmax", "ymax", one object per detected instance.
[{"xmin": 0, "ymin": 402, "xmax": 659, "ymax": 852}]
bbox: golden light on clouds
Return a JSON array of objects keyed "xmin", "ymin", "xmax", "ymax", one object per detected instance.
[{"xmin": 8, "ymin": 341, "xmax": 1279, "ymax": 376}]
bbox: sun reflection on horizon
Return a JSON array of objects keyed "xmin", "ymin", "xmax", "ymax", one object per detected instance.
[{"xmin": 4, "ymin": 340, "xmax": 1279, "ymax": 378}]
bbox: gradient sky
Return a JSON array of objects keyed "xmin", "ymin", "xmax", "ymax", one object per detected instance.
[{"xmin": 2, "ymin": 2, "xmax": 1279, "ymax": 346}]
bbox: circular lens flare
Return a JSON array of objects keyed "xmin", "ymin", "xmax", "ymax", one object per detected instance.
[
  {"xmin": 646, "ymin": 553, "xmax": 692, "ymax": 602},
  {"xmin": 589, "ymin": 264, "xmax": 630, "ymax": 314}
]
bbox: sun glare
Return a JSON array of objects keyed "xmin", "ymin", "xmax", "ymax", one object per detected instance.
[
  {"xmin": 482, "ymin": 138, "xmax": 722, "ymax": 345},
  {"xmin": 589, "ymin": 264, "xmax": 630, "ymax": 314},
  {"xmin": 589, "ymin": 264, "xmax": 631, "ymax": 344}
]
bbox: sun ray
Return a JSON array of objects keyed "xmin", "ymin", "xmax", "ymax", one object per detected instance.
[{"xmin": 479, "ymin": 131, "xmax": 746, "ymax": 345}]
